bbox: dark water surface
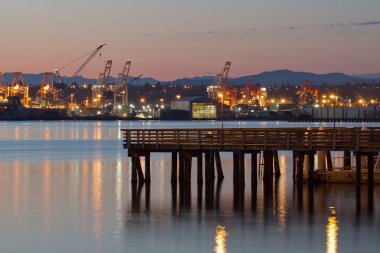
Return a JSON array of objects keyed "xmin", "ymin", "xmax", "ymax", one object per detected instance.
[{"xmin": 0, "ymin": 121, "xmax": 379, "ymax": 252}]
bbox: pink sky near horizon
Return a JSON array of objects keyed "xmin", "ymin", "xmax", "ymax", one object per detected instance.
[{"xmin": 0, "ymin": 0, "xmax": 379, "ymax": 80}]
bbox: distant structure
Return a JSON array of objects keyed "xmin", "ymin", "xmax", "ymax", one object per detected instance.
[{"xmin": 10, "ymin": 72, "xmax": 29, "ymax": 106}]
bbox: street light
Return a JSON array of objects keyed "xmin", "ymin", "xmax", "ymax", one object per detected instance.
[
  {"xmin": 218, "ymin": 92, "xmax": 224, "ymax": 129},
  {"xmin": 329, "ymin": 94, "xmax": 337, "ymax": 131}
]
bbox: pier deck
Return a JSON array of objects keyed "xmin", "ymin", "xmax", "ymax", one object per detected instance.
[{"xmin": 122, "ymin": 127, "xmax": 380, "ymax": 153}]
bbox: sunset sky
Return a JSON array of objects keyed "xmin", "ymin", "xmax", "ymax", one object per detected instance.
[{"xmin": 0, "ymin": 0, "xmax": 379, "ymax": 80}]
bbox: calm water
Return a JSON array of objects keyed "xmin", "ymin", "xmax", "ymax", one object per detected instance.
[{"xmin": 0, "ymin": 120, "xmax": 379, "ymax": 253}]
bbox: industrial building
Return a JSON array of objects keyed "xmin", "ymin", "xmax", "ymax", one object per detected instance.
[{"xmin": 171, "ymin": 96, "xmax": 220, "ymax": 119}]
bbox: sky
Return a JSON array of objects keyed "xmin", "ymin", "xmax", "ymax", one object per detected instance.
[{"xmin": 0, "ymin": 0, "xmax": 379, "ymax": 80}]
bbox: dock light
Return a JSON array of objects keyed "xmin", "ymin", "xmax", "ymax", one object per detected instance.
[
  {"xmin": 176, "ymin": 94, "xmax": 181, "ymax": 100},
  {"xmin": 280, "ymin": 99, "xmax": 285, "ymax": 103},
  {"xmin": 160, "ymin": 98, "xmax": 164, "ymax": 103},
  {"xmin": 140, "ymin": 98, "xmax": 145, "ymax": 103}
]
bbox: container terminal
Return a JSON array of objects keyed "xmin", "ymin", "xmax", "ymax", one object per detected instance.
[{"xmin": 1, "ymin": 45, "xmax": 379, "ymax": 121}]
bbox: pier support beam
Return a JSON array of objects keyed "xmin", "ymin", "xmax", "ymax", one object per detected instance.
[
  {"xmin": 233, "ymin": 151, "xmax": 245, "ymax": 185},
  {"xmin": 135, "ymin": 156, "xmax": 145, "ymax": 182},
  {"xmin": 355, "ymin": 152, "xmax": 362, "ymax": 213},
  {"xmin": 263, "ymin": 151, "xmax": 274, "ymax": 180},
  {"xmin": 171, "ymin": 152, "xmax": 178, "ymax": 183},
  {"xmin": 326, "ymin": 151, "xmax": 333, "ymax": 171},
  {"xmin": 368, "ymin": 153, "xmax": 374, "ymax": 186},
  {"xmin": 343, "ymin": 151, "xmax": 351, "ymax": 170},
  {"xmin": 145, "ymin": 153, "xmax": 151, "ymax": 182},
  {"xmin": 205, "ymin": 152, "xmax": 213, "ymax": 182},
  {"xmin": 274, "ymin": 151, "xmax": 281, "ymax": 176},
  {"xmin": 215, "ymin": 151, "xmax": 224, "ymax": 180},
  {"xmin": 296, "ymin": 153, "xmax": 304, "ymax": 184},
  {"xmin": 251, "ymin": 152, "xmax": 258, "ymax": 185},
  {"xmin": 317, "ymin": 151, "xmax": 326, "ymax": 171},
  {"xmin": 197, "ymin": 153, "xmax": 203, "ymax": 183},
  {"xmin": 308, "ymin": 152, "xmax": 315, "ymax": 183}
]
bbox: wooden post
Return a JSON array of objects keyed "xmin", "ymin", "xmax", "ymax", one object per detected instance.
[
  {"xmin": 251, "ymin": 152, "xmax": 258, "ymax": 185},
  {"xmin": 343, "ymin": 150, "xmax": 351, "ymax": 170},
  {"xmin": 263, "ymin": 151, "xmax": 274, "ymax": 179},
  {"xmin": 292, "ymin": 152, "xmax": 296, "ymax": 180},
  {"xmin": 215, "ymin": 151, "xmax": 224, "ymax": 180},
  {"xmin": 135, "ymin": 156, "xmax": 145, "ymax": 183},
  {"xmin": 171, "ymin": 152, "xmax": 178, "ymax": 183},
  {"xmin": 355, "ymin": 152, "xmax": 361, "ymax": 214},
  {"xmin": 179, "ymin": 152, "xmax": 184, "ymax": 183},
  {"xmin": 308, "ymin": 152, "xmax": 314, "ymax": 183},
  {"xmin": 131, "ymin": 157, "xmax": 137, "ymax": 183},
  {"xmin": 233, "ymin": 151, "xmax": 239, "ymax": 184},
  {"xmin": 368, "ymin": 153, "xmax": 374, "ymax": 186},
  {"xmin": 205, "ymin": 152, "xmax": 211, "ymax": 182},
  {"xmin": 274, "ymin": 151, "xmax": 281, "ymax": 176},
  {"xmin": 326, "ymin": 151, "xmax": 333, "ymax": 171},
  {"xmin": 297, "ymin": 153, "xmax": 304, "ymax": 184},
  {"xmin": 197, "ymin": 153, "xmax": 203, "ymax": 183},
  {"xmin": 145, "ymin": 153, "xmax": 151, "ymax": 182},
  {"xmin": 185, "ymin": 152, "xmax": 192, "ymax": 183},
  {"xmin": 238, "ymin": 151, "xmax": 245, "ymax": 185},
  {"xmin": 210, "ymin": 151, "xmax": 215, "ymax": 179}
]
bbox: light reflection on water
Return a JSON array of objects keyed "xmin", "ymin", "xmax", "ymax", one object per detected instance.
[
  {"xmin": 326, "ymin": 207, "xmax": 339, "ymax": 253},
  {"xmin": 214, "ymin": 225, "xmax": 228, "ymax": 253},
  {"xmin": 0, "ymin": 121, "xmax": 378, "ymax": 253}
]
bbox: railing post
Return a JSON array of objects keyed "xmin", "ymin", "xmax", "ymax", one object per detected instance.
[
  {"xmin": 286, "ymin": 130, "xmax": 290, "ymax": 150},
  {"xmin": 242, "ymin": 129, "xmax": 246, "ymax": 149},
  {"xmin": 127, "ymin": 130, "xmax": 131, "ymax": 148},
  {"xmin": 332, "ymin": 130, "xmax": 336, "ymax": 150},
  {"xmin": 198, "ymin": 130, "xmax": 201, "ymax": 148},
  {"xmin": 156, "ymin": 130, "xmax": 159, "ymax": 148},
  {"xmin": 142, "ymin": 130, "xmax": 145, "ymax": 148},
  {"xmin": 176, "ymin": 130, "xmax": 180, "ymax": 148},
  {"xmin": 264, "ymin": 130, "xmax": 268, "ymax": 150}
]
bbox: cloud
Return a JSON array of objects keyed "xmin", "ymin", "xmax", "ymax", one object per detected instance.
[
  {"xmin": 142, "ymin": 19, "xmax": 380, "ymax": 39},
  {"xmin": 351, "ymin": 21, "xmax": 380, "ymax": 26}
]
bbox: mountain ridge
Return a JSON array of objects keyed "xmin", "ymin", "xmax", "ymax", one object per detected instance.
[{"xmin": 1, "ymin": 69, "xmax": 376, "ymax": 86}]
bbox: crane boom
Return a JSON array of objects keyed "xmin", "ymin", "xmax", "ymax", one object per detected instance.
[{"xmin": 72, "ymin": 44, "xmax": 106, "ymax": 77}]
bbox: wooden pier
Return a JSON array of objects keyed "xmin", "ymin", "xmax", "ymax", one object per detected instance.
[{"xmin": 122, "ymin": 127, "xmax": 380, "ymax": 188}]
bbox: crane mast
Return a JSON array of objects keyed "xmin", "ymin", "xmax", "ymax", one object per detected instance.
[
  {"xmin": 10, "ymin": 72, "xmax": 29, "ymax": 106},
  {"xmin": 114, "ymin": 60, "xmax": 131, "ymax": 106},
  {"xmin": 0, "ymin": 72, "xmax": 8, "ymax": 100},
  {"xmin": 38, "ymin": 72, "xmax": 58, "ymax": 107},
  {"xmin": 72, "ymin": 44, "xmax": 106, "ymax": 77},
  {"xmin": 92, "ymin": 60, "xmax": 112, "ymax": 107},
  {"xmin": 208, "ymin": 60, "xmax": 231, "ymax": 100}
]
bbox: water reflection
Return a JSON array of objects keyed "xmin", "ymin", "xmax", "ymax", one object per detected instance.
[
  {"xmin": 214, "ymin": 225, "xmax": 228, "ymax": 253},
  {"xmin": 326, "ymin": 207, "xmax": 339, "ymax": 253},
  {"xmin": 0, "ymin": 121, "xmax": 379, "ymax": 253}
]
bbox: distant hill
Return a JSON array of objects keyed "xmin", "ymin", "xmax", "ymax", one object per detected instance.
[
  {"xmin": 1, "ymin": 69, "xmax": 376, "ymax": 86},
  {"xmin": 231, "ymin": 69, "xmax": 372, "ymax": 86},
  {"xmin": 165, "ymin": 70, "xmax": 372, "ymax": 86},
  {"xmin": 2, "ymin": 73, "xmax": 158, "ymax": 86},
  {"xmin": 353, "ymin": 72, "xmax": 380, "ymax": 79}
]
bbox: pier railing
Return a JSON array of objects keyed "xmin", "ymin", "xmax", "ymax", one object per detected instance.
[{"xmin": 122, "ymin": 127, "xmax": 380, "ymax": 152}]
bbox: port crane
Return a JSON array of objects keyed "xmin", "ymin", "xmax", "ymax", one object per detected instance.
[
  {"xmin": 0, "ymin": 72, "xmax": 8, "ymax": 100},
  {"xmin": 92, "ymin": 59, "xmax": 112, "ymax": 107},
  {"xmin": 10, "ymin": 72, "xmax": 29, "ymax": 106},
  {"xmin": 295, "ymin": 78, "xmax": 318, "ymax": 105},
  {"xmin": 37, "ymin": 72, "xmax": 59, "ymax": 107},
  {"xmin": 110, "ymin": 60, "xmax": 134, "ymax": 107},
  {"xmin": 55, "ymin": 44, "xmax": 106, "ymax": 83},
  {"xmin": 54, "ymin": 44, "xmax": 106, "ymax": 106},
  {"xmin": 208, "ymin": 60, "xmax": 231, "ymax": 100}
]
